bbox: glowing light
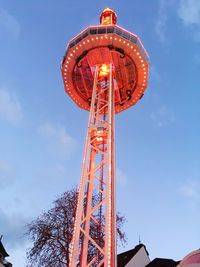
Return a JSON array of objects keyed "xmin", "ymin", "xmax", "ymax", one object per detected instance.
[
  {"xmin": 99, "ymin": 64, "xmax": 110, "ymax": 77},
  {"xmin": 62, "ymin": 7, "xmax": 150, "ymax": 267},
  {"xmin": 100, "ymin": 8, "xmax": 117, "ymax": 25}
]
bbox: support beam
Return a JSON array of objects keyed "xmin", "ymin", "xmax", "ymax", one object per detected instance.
[{"xmin": 69, "ymin": 65, "xmax": 116, "ymax": 267}]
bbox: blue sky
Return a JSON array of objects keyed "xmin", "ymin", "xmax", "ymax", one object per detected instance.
[{"xmin": 0, "ymin": 0, "xmax": 200, "ymax": 266}]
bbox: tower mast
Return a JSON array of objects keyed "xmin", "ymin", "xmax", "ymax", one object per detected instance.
[
  {"xmin": 61, "ymin": 8, "xmax": 149, "ymax": 267},
  {"xmin": 70, "ymin": 64, "xmax": 116, "ymax": 267}
]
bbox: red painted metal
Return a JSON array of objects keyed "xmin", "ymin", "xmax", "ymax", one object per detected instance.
[
  {"xmin": 61, "ymin": 8, "xmax": 149, "ymax": 267},
  {"xmin": 69, "ymin": 65, "xmax": 116, "ymax": 267}
]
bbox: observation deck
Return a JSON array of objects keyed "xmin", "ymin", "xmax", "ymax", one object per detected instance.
[{"xmin": 61, "ymin": 8, "xmax": 149, "ymax": 114}]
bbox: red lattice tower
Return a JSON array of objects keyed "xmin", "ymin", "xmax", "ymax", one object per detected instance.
[{"xmin": 61, "ymin": 8, "xmax": 149, "ymax": 267}]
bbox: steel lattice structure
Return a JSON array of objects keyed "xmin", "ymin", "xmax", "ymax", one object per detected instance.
[{"xmin": 61, "ymin": 8, "xmax": 149, "ymax": 267}]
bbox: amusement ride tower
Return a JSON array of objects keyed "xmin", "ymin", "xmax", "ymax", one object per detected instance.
[{"xmin": 61, "ymin": 8, "xmax": 149, "ymax": 267}]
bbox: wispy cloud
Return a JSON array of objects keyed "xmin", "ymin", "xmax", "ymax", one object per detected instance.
[
  {"xmin": 178, "ymin": 180, "xmax": 200, "ymax": 200},
  {"xmin": 8, "ymin": 246, "xmax": 28, "ymax": 267},
  {"xmin": 178, "ymin": 0, "xmax": 200, "ymax": 41},
  {"xmin": 0, "ymin": 8, "xmax": 20, "ymax": 40},
  {"xmin": 150, "ymin": 65, "xmax": 161, "ymax": 83},
  {"xmin": 0, "ymin": 160, "xmax": 15, "ymax": 189},
  {"xmin": 178, "ymin": 0, "xmax": 200, "ymax": 26},
  {"xmin": 0, "ymin": 208, "xmax": 27, "ymax": 249},
  {"xmin": 155, "ymin": 0, "xmax": 168, "ymax": 43},
  {"xmin": 155, "ymin": 0, "xmax": 174, "ymax": 43},
  {"xmin": 0, "ymin": 87, "xmax": 23, "ymax": 125},
  {"xmin": 116, "ymin": 168, "xmax": 127, "ymax": 187},
  {"xmin": 156, "ymin": 0, "xmax": 200, "ymax": 43},
  {"xmin": 150, "ymin": 105, "xmax": 175, "ymax": 128},
  {"xmin": 39, "ymin": 123, "xmax": 77, "ymax": 158}
]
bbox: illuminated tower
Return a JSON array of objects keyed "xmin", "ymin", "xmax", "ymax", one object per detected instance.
[{"xmin": 61, "ymin": 8, "xmax": 149, "ymax": 267}]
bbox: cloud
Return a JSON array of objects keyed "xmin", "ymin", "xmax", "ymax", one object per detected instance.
[
  {"xmin": 116, "ymin": 168, "xmax": 127, "ymax": 187},
  {"xmin": 178, "ymin": 0, "xmax": 200, "ymax": 26},
  {"xmin": 0, "ymin": 160, "xmax": 15, "ymax": 189},
  {"xmin": 0, "ymin": 87, "xmax": 23, "ymax": 124},
  {"xmin": 178, "ymin": 0, "xmax": 200, "ymax": 41},
  {"xmin": 0, "ymin": 208, "xmax": 27, "ymax": 249},
  {"xmin": 8, "ymin": 246, "xmax": 27, "ymax": 267},
  {"xmin": 0, "ymin": 8, "xmax": 20, "ymax": 40},
  {"xmin": 150, "ymin": 105, "xmax": 175, "ymax": 128},
  {"xmin": 155, "ymin": 0, "xmax": 168, "ymax": 43},
  {"xmin": 39, "ymin": 123, "xmax": 77, "ymax": 158},
  {"xmin": 156, "ymin": 0, "xmax": 200, "ymax": 43},
  {"xmin": 178, "ymin": 180, "xmax": 200, "ymax": 200},
  {"xmin": 150, "ymin": 65, "xmax": 161, "ymax": 83},
  {"xmin": 155, "ymin": 0, "xmax": 174, "ymax": 43}
]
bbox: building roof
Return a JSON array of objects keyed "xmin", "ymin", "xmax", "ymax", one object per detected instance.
[
  {"xmin": 179, "ymin": 249, "xmax": 200, "ymax": 267},
  {"xmin": 0, "ymin": 240, "xmax": 9, "ymax": 257},
  {"xmin": 145, "ymin": 258, "xmax": 180, "ymax": 267},
  {"xmin": 117, "ymin": 244, "xmax": 149, "ymax": 267}
]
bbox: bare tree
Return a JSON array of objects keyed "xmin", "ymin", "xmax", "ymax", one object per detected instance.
[{"xmin": 26, "ymin": 188, "xmax": 126, "ymax": 267}]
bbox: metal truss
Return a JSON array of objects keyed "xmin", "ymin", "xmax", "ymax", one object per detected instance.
[{"xmin": 69, "ymin": 64, "xmax": 116, "ymax": 267}]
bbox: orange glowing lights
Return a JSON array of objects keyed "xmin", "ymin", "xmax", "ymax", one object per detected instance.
[
  {"xmin": 99, "ymin": 64, "xmax": 110, "ymax": 77},
  {"xmin": 96, "ymin": 136, "xmax": 103, "ymax": 142},
  {"xmin": 100, "ymin": 8, "xmax": 117, "ymax": 25}
]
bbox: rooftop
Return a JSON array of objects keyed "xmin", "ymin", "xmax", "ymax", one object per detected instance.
[
  {"xmin": 117, "ymin": 244, "xmax": 149, "ymax": 267},
  {"xmin": 0, "ymin": 240, "xmax": 9, "ymax": 258}
]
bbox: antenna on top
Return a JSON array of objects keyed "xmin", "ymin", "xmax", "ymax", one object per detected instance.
[
  {"xmin": 0, "ymin": 235, "xmax": 3, "ymax": 241},
  {"xmin": 139, "ymin": 235, "xmax": 141, "ymax": 244}
]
